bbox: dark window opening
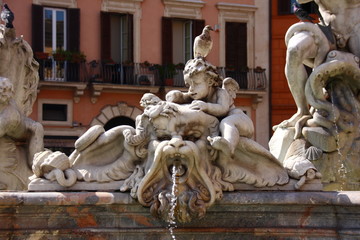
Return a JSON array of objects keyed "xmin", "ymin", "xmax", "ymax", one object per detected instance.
[
  {"xmin": 101, "ymin": 12, "xmax": 133, "ymax": 63},
  {"xmin": 42, "ymin": 104, "xmax": 68, "ymax": 121},
  {"xmin": 278, "ymin": 0, "xmax": 317, "ymax": 15},
  {"xmin": 162, "ymin": 17, "xmax": 205, "ymax": 65},
  {"xmin": 104, "ymin": 116, "xmax": 135, "ymax": 131},
  {"xmin": 225, "ymin": 22, "xmax": 247, "ymax": 71}
]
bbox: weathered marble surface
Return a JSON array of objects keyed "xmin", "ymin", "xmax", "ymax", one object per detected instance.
[
  {"xmin": 29, "ymin": 31, "xmax": 297, "ymax": 223},
  {"xmin": 0, "ymin": 191, "xmax": 359, "ymax": 239},
  {"xmin": 270, "ymin": 0, "xmax": 360, "ymax": 190},
  {"xmin": 0, "ymin": 24, "xmax": 43, "ymax": 190}
]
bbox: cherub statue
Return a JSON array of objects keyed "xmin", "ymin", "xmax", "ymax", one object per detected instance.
[
  {"xmin": 166, "ymin": 58, "xmax": 229, "ymax": 117},
  {"xmin": 209, "ymin": 77, "xmax": 254, "ymax": 156},
  {"xmin": 166, "ymin": 59, "xmax": 253, "ymax": 156}
]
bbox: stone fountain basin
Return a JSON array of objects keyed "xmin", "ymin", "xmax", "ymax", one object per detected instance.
[{"xmin": 0, "ymin": 190, "xmax": 359, "ymax": 239}]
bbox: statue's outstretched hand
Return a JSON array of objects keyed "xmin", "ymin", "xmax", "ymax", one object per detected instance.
[{"xmin": 190, "ymin": 100, "xmax": 207, "ymax": 111}]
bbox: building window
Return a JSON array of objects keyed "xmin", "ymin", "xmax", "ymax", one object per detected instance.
[
  {"xmin": 42, "ymin": 103, "xmax": 67, "ymax": 121},
  {"xmin": 278, "ymin": 0, "xmax": 317, "ymax": 15},
  {"xmin": 44, "ymin": 8, "xmax": 66, "ymax": 53},
  {"xmin": 226, "ymin": 22, "xmax": 247, "ymax": 71},
  {"xmin": 172, "ymin": 19, "xmax": 193, "ymax": 64},
  {"xmin": 38, "ymin": 99, "xmax": 73, "ymax": 126},
  {"xmin": 101, "ymin": 12, "xmax": 133, "ymax": 63},
  {"xmin": 32, "ymin": 4, "xmax": 80, "ymax": 81},
  {"xmin": 162, "ymin": 17, "xmax": 204, "ymax": 65}
]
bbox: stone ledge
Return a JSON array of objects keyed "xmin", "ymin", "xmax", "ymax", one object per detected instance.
[
  {"xmin": 1, "ymin": 191, "xmax": 359, "ymax": 206},
  {"xmin": 0, "ymin": 191, "xmax": 359, "ymax": 239}
]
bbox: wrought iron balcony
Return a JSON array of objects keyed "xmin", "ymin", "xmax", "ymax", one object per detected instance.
[
  {"xmin": 37, "ymin": 57, "xmax": 87, "ymax": 83},
  {"xmin": 37, "ymin": 59, "xmax": 267, "ymax": 91}
]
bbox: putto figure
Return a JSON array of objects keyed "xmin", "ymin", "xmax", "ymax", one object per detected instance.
[{"xmin": 30, "ymin": 43, "xmax": 292, "ymax": 223}]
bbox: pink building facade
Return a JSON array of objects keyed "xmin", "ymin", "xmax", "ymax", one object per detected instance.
[{"xmin": 3, "ymin": 0, "xmax": 270, "ymax": 153}]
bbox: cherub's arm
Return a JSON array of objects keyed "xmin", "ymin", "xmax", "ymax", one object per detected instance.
[
  {"xmin": 166, "ymin": 90, "xmax": 193, "ymax": 104},
  {"xmin": 190, "ymin": 88, "xmax": 231, "ymax": 117}
]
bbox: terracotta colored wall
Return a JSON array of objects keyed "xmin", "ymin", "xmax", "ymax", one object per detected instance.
[
  {"xmin": 11, "ymin": 0, "xmax": 33, "ymax": 44},
  {"xmin": 140, "ymin": 0, "xmax": 163, "ymax": 64},
  {"xmin": 270, "ymin": 0, "xmax": 320, "ymax": 127},
  {"xmin": 271, "ymin": 0, "xmax": 300, "ymax": 127},
  {"xmin": 78, "ymin": 0, "xmax": 102, "ymax": 62},
  {"xmin": 19, "ymin": 0, "xmax": 266, "ymax": 144},
  {"xmin": 31, "ymin": 89, "xmax": 144, "ymax": 127}
]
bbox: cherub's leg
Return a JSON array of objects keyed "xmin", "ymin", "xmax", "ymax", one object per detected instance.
[
  {"xmin": 207, "ymin": 136, "xmax": 232, "ymax": 157},
  {"xmin": 281, "ymin": 32, "xmax": 318, "ymax": 128},
  {"xmin": 221, "ymin": 122, "xmax": 239, "ymax": 156},
  {"xmin": 208, "ymin": 119, "xmax": 240, "ymax": 157}
]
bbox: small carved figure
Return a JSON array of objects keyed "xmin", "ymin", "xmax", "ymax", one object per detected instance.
[
  {"xmin": 167, "ymin": 60, "xmax": 254, "ymax": 156},
  {"xmin": 166, "ymin": 58, "xmax": 230, "ymax": 117},
  {"xmin": 209, "ymin": 77, "xmax": 254, "ymax": 156}
]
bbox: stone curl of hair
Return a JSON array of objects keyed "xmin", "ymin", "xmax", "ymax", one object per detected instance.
[{"xmin": 183, "ymin": 58, "xmax": 223, "ymax": 87}]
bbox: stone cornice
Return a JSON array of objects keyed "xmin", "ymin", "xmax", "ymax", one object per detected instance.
[{"xmin": 216, "ymin": 2, "xmax": 257, "ymax": 12}]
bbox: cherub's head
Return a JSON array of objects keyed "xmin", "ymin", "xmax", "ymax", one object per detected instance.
[
  {"xmin": 140, "ymin": 93, "xmax": 161, "ymax": 108},
  {"xmin": 183, "ymin": 58, "xmax": 222, "ymax": 100},
  {"xmin": 0, "ymin": 77, "xmax": 13, "ymax": 104}
]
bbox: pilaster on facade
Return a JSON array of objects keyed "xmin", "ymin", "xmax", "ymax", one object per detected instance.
[{"xmin": 163, "ymin": 0, "xmax": 205, "ymax": 19}]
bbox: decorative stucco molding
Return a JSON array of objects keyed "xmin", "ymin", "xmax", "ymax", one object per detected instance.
[
  {"xmin": 90, "ymin": 102, "xmax": 142, "ymax": 127},
  {"xmin": 33, "ymin": 0, "xmax": 77, "ymax": 8},
  {"xmin": 163, "ymin": 0, "xmax": 205, "ymax": 19}
]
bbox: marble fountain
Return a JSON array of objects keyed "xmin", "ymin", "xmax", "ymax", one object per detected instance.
[{"xmin": 0, "ymin": 2, "xmax": 360, "ymax": 239}]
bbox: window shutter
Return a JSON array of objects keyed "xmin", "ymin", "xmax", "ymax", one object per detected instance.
[
  {"xmin": 101, "ymin": 11, "xmax": 111, "ymax": 61},
  {"xmin": 32, "ymin": 4, "xmax": 44, "ymax": 52},
  {"xmin": 226, "ymin": 22, "xmax": 247, "ymax": 70},
  {"xmin": 278, "ymin": 0, "xmax": 291, "ymax": 15},
  {"xmin": 192, "ymin": 19, "xmax": 205, "ymax": 43},
  {"xmin": 67, "ymin": 8, "xmax": 80, "ymax": 52},
  {"xmin": 162, "ymin": 17, "xmax": 173, "ymax": 64},
  {"xmin": 127, "ymin": 14, "xmax": 134, "ymax": 63}
]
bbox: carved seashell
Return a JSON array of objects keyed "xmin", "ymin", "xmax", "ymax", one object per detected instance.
[
  {"xmin": 40, "ymin": 151, "xmax": 71, "ymax": 174},
  {"xmin": 32, "ymin": 150, "xmax": 53, "ymax": 177},
  {"xmin": 305, "ymin": 146, "xmax": 323, "ymax": 161}
]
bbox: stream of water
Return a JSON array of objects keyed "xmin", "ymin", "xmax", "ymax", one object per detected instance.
[{"xmin": 168, "ymin": 165, "xmax": 178, "ymax": 240}]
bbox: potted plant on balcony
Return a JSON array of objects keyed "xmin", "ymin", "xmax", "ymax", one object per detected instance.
[
  {"xmin": 34, "ymin": 52, "xmax": 49, "ymax": 60},
  {"xmin": 70, "ymin": 51, "xmax": 86, "ymax": 63},
  {"xmin": 163, "ymin": 63, "xmax": 176, "ymax": 86},
  {"xmin": 52, "ymin": 48, "xmax": 70, "ymax": 62}
]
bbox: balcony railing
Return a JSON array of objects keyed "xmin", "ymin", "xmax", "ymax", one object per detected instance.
[
  {"xmin": 37, "ymin": 59, "xmax": 267, "ymax": 91},
  {"xmin": 37, "ymin": 58, "xmax": 87, "ymax": 82}
]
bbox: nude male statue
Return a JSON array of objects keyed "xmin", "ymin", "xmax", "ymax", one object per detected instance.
[{"xmin": 281, "ymin": 0, "xmax": 360, "ymax": 128}]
